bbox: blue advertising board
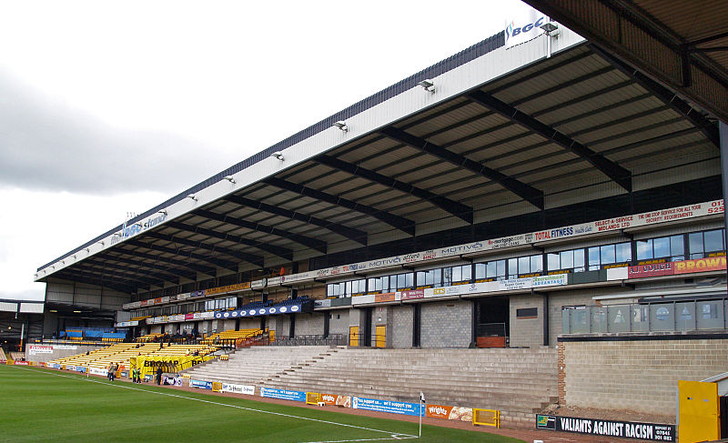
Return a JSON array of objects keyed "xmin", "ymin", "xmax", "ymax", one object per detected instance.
[
  {"xmin": 259, "ymin": 387, "xmax": 306, "ymax": 402},
  {"xmin": 190, "ymin": 379, "xmax": 212, "ymax": 390},
  {"xmin": 352, "ymin": 397, "xmax": 423, "ymax": 416}
]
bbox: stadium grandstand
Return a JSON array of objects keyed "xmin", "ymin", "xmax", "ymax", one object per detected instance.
[{"xmin": 18, "ymin": 1, "xmax": 728, "ymax": 436}]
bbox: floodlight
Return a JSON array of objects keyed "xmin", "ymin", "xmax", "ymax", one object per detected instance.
[
  {"xmin": 417, "ymin": 79, "xmax": 435, "ymax": 93},
  {"xmin": 333, "ymin": 121, "xmax": 349, "ymax": 132}
]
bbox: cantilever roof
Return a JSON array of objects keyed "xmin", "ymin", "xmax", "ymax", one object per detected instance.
[{"xmin": 35, "ymin": 24, "xmax": 721, "ymax": 295}]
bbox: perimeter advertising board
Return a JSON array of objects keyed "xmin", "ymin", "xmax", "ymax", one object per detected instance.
[
  {"xmin": 536, "ymin": 415, "xmax": 675, "ymax": 441},
  {"xmin": 260, "ymin": 387, "xmax": 306, "ymax": 402},
  {"xmin": 352, "ymin": 397, "xmax": 423, "ymax": 416}
]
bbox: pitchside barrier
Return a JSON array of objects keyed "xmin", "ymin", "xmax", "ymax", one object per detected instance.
[{"xmin": 473, "ymin": 408, "xmax": 501, "ymax": 428}]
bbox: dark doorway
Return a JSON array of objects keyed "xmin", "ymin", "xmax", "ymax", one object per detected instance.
[{"xmin": 476, "ymin": 296, "xmax": 509, "ymax": 347}]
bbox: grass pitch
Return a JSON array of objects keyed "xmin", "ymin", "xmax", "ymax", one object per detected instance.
[{"xmin": 0, "ymin": 365, "xmax": 523, "ymax": 443}]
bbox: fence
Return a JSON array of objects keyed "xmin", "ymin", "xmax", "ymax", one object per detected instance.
[
  {"xmin": 562, "ymin": 298, "xmax": 728, "ymax": 334},
  {"xmin": 271, "ymin": 334, "xmax": 348, "ymax": 346}
]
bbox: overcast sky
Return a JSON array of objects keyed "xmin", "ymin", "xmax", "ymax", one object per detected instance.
[{"xmin": 0, "ymin": 0, "xmax": 533, "ymax": 301}]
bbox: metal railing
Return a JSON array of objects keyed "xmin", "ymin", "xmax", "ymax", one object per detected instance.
[
  {"xmin": 562, "ymin": 298, "xmax": 728, "ymax": 334},
  {"xmin": 271, "ymin": 334, "xmax": 347, "ymax": 346}
]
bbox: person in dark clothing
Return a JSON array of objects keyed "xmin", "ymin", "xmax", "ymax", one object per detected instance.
[{"xmin": 155, "ymin": 367, "xmax": 163, "ymax": 385}]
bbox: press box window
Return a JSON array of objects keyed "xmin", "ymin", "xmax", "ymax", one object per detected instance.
[
  {"xmin": 416, "ymin": 268, "xmax": 442, "ymax": 287},
  {"xmin": 636, "ymin": 235, "xmax": 684, "ymax": 262},
  {"xmin": 547, "ymin": 249, "xmax": 585, "ymax": 273},
  {"xmin": 689, "ymin": 229, "xmax": 725, "ymax": 259},
  {"xmin": 443, "ymin": 265, "xmax": 471, "ymax": 285},
  {"xmin": 508, "ymin": 254, "xmax": 543, "ymax": 276},
  {"xmin": 588, "ymin": 242, "xmax": 631, "ymax": 270},
  {"xmin": 475, "ymin": 260, "xmax": 506, "ymax": 281}
]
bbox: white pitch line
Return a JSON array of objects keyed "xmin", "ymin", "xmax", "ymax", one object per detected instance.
[{"xmin": 9, "ymin": 366, "xmax": 418, "ymax": 442}]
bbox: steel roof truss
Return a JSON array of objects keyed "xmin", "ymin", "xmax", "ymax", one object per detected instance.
[
  {"xmin": 315, "ymin": 155, "xmax": 473, "ymax": 224},
  {"xmin": 193, "ymin": 209, "xmax": 327, "ymax": 253},
  {"xmin": 165, "ymin": 221, "xmax": 294, "ymax": 261},
  {"xmin": 262, "ymin": 177, "xmax": 416, "ymax": 236},
  {"xmin": 223, "ymin": 194, "xmax": 368, "ymax": 245},
  {"xmin": 144, "ymin": 231, "xmax": 261, "ymax": 268},
  {"xmin": 379, "ymin": 126, "xmax": 544, "ymax": 209},
  {"xmin": 466, "ymin": 90, "xmax": 632, "ymax": 192}
]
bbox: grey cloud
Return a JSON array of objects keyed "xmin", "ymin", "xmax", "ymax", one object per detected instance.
[{"xmin": 0, "ymin": 72, "xmax": 236, "ymax": 195}]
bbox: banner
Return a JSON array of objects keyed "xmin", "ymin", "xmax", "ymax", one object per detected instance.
[
  {"xmin": 629, "ymin": 257, "xmax": 726, "ymax": 279},
  {"xmin": 425, "ymin": 404, "xmax": 473, "ymax": 421},
  {"xmin": 221, "ymin": 383, "xmax": 255, "ymax": 395},
  {"xmin": 352, "ymin": 397, "xmax": 423, "ymax": 416},
  {"xmin": 27, "ymin": 345, "xmax": 54, "ymax": 356},
  {"xmin": 505, "ymin": 7, "xmax": 549, "ymax": 47},
  {"xmin": 319, "ymin": 394, "xmax": 352, "ymax": 408},
  {"xmin": 260, "ymin": 388, "xmax": 306, "ymax": 402},
  {"xmin": 190, "ymin": 379, "xmax": 213, "ymax": 390},
  {"xmin": 536, "ymin": 415, "xmax": 675, "ymax": 442},
  {"xmin": 89, "ymin": 367, "xmax": 107, "ymax": 377},
  {"xmin": 129, "ymin": 355, "xmax": 213, "ymax": 377}
]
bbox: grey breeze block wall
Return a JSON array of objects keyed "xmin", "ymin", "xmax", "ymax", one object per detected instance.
[
  {"xmin": 295, "ymin": 313, "xmax": 325, "ymax": 336},
  {"xmin": 392, "ymin": 305, "xmax": 414, "ymax": 348},
  {"xmin": 421, "ymin": 300, "xmax": 472, "ymax": 348},
  {"xmin": 559, "ymin": 338, "xmax": 728, "ymax": 417}
]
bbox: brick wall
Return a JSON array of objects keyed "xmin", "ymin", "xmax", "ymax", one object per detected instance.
[
  {"xmin": 560, "ymin": 337, "xmax": 728, "ymax": 416},
  {"xmin": 420, "ymin": 300, "xmax": 472, "ymax": 348}
]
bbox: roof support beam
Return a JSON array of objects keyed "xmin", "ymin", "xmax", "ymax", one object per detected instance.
[
  {"xmin": 263, "ymin": 177, "xmax": 415, "ymax": 236},
  {"xmin": 74, "ymin": 262, "xmax": 162, "ymax": 286},
  {"xmin": 589, "ymin": 44, "xmax": 719, "ymax": 148},
  {"xmin": 121, "ymin": 242, "xmax": 217, "ymax": 276},
  {"xmin": 143, "ymin": 231, "xmax": 263, "ymax": 268},
  {"xmin": 193, "ymin": 209, "xmax": 327, "ymax": 253},
  {"xmin": 223, "ymin": 194, "xmax": 368, "ymax": 245},
  {"xmin": 165, "ymin": 221, "xmax": 293, "ymax": 261},
  {"xmin": 379, "ymin": 126, "xmax": 545, "ymax": 209},
  {"xmin": 315, "ymin": 155, "xmax": 473, "ymax": 224},
  {"xmin": 466, "ymin": 90, "xmax": 632, "ymax": 192},
  {"xmin": 56, "ymin": 270, "xmax": 137, "ymax": 293},
  {"xmin": 102, "ymin": 252, "xmax": 197, "ymax": 281}
]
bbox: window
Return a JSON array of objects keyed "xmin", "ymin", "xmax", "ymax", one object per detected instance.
[
  {"xmin": 416, "ymin": 268, "xmax": 442, "ymax": 287},
  {"xmin": 547, "ymin": 249, "xmax": 585, "ymax": 273},
  {"xmin": 475, "ymin": 259, "xmax": 506, "ymax": 281},
  {"xmin": 443, "ymin": 265, "xmax": 472, "ymax": 285},
  {"xmin": 391, "ymin": 272, "xmax": 414, "ymax": 290},
  {"xmin": 508, "ymin": 254, "xmax": 543, "ymax": 276},
  {"xmin": 327, "ymin": 279, "xmax": 367, "ymax": 298},
  {"xmin": 688, "ymin": 229, "xmax": 725, "ymax": 259},
  {"xmin": 636, "ymin": 235, "xmax": 684, "ymax": 262},
  {"xmin": 588, "ymin": 242, "xmax": 631, "ymax": 270}
]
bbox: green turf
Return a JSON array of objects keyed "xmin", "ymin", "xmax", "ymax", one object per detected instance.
[{"xmin": 0, "ymin": 365, "xmax": 523, "ymax": 443}]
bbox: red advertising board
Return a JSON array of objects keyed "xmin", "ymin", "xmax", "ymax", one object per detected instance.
[
  {"xmin": 401, "ymin": 289, "xmax": 425, "ymax": 300},
  {"xmin": 628, "ymin": 263, "xmax": 674, "ymax": 278}
]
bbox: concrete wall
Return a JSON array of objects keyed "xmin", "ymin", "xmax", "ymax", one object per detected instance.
[
  {"xmin": 328, "ymin": 310, "xmax": 349, "ymax": 336},
  {"xmin": 295, "ymin": 313, "xmax": 324, "ymax": 336},
  {"xmin": 392, "ymin": 305, "xmax": 413, "ymax": 348},
  {"xmin": 559, "ymin": 337, "xmax": 728, "ymax": 417},
  {"xmin": 509, "ymin": 294, "xmax": 544, "ymax": 348},
  {"xmin": 420, "ymin": 300, "xmax": 471, "ymax": 348}
]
